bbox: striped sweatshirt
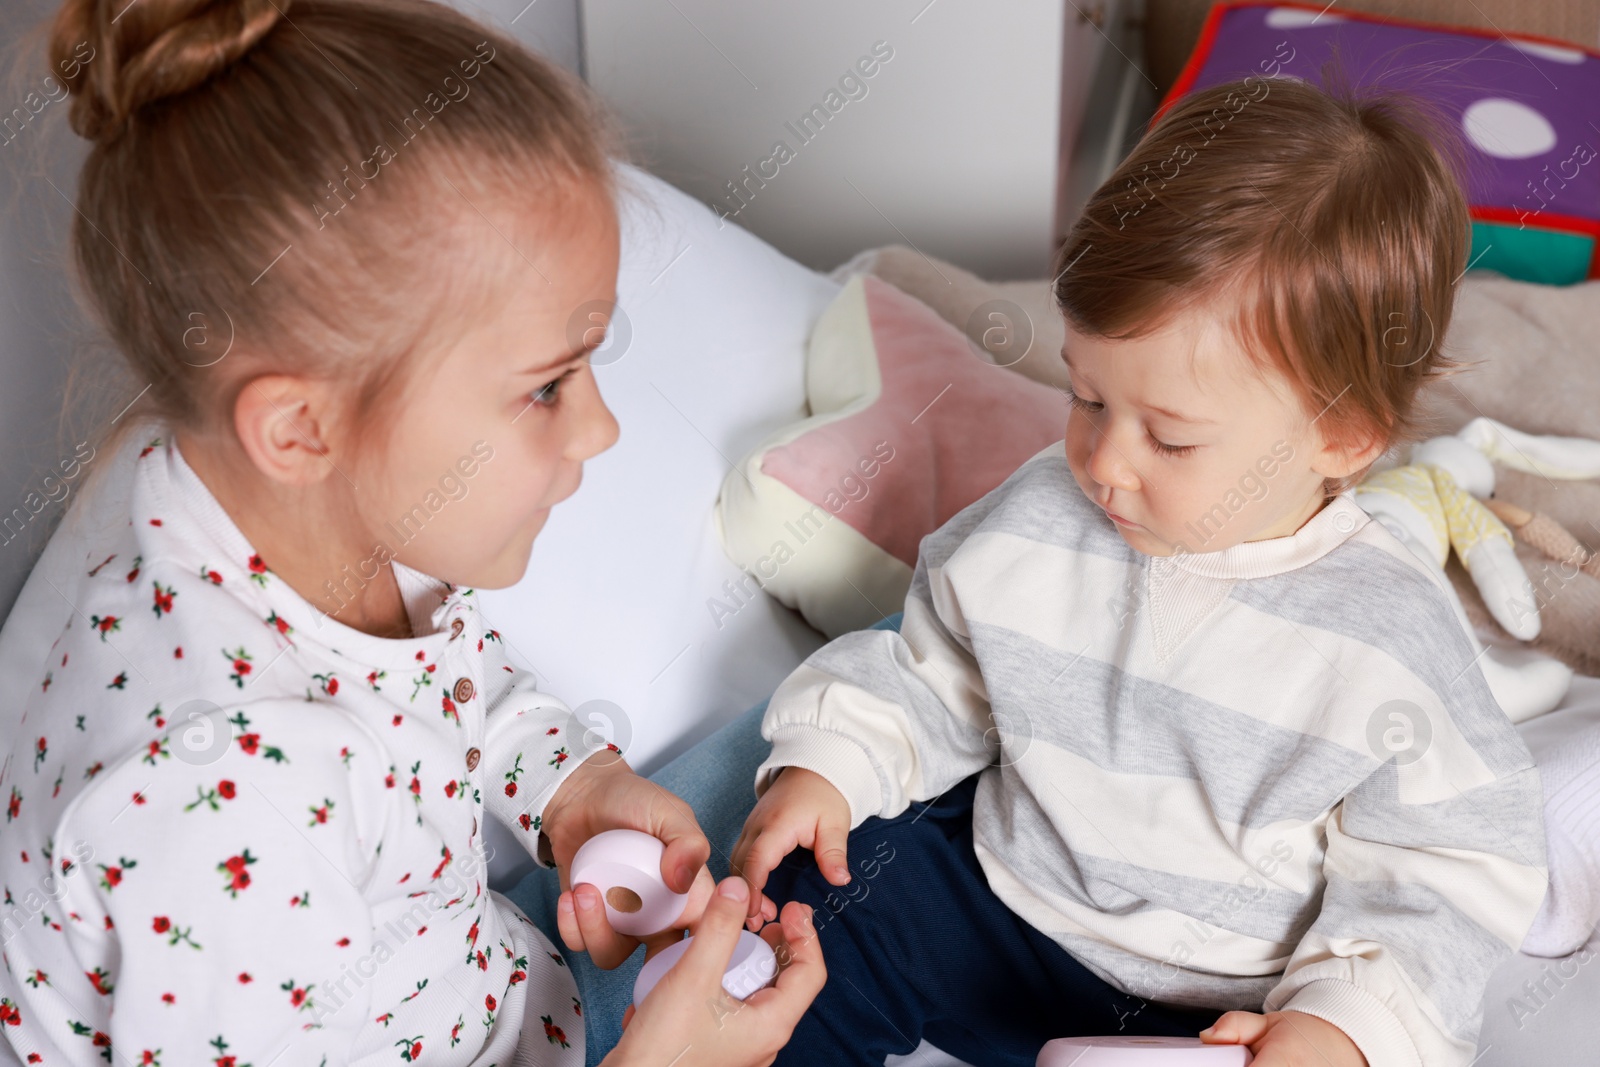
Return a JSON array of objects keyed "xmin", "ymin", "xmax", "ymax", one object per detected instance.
[{"xmin": 755, "ymin": 441, "xmax": 1548, "ymax": 1067}]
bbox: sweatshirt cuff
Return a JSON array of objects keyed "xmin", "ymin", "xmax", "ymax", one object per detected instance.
[
  {"xmin": 754, "ymin": 723, "xmax": 885, "ymax": 830},
  {"xmin": 1274, "ymin": 978, "xmax": 1422, "ymax": 1067}
]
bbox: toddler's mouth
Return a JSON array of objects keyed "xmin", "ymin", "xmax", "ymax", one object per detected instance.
[{"xmin": 1102, "ymin": 507, "xmax": 1140, "ymax": 529}]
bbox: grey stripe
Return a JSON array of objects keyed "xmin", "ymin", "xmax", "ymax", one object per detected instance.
[
  {"xmin": 965, "ymin": 618, "xmax": 1374, "ymax": 828},
  {"xmin": 1310, "ymin": 876, "xmax": 1510, "ymax": 1040},
  {"xmin": 804, "ymin": 625, "xmax": 995, "ymax": 802},
  {"xmin": 1340, "ymin": 759, "xmax": 1547, "ymax": 870},
  {"xmin": 1228, "ymin": 541, "xmax": 1533, "ymax": 778},
  {"xmin": 979, "ymin": 768, "xmax": 1320, "ymax": 944},
  {"xmin": 911, "ymin": 445, "xmax": 1136, "ymax": 575}
]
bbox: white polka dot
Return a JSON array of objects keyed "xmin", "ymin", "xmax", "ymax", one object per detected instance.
[
  {"xmin": 1506, "ymin": 40, "xmax": 1586, "ymax": 64},
  {"xmin": 1461, "ymin": 98, "xmax": 1557, "ymax": 159},
  {"xmin": 1264, "ymin": 10, "xmax": 1344, "ymax": 28}
]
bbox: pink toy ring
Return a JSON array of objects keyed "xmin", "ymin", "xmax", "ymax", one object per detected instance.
[
  {"xmin": 568, "ymin": 829, "xmax": 691, "ymax": 938},
  {"xmin": 632, "ymin": 930, "xmax": 778, "ymax": 1005},
  {"xmin": 1037, "ymin": 1036, "xmax": 1252, "ymax": 1065}
]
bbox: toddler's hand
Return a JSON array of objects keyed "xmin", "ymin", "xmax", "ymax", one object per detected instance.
[
  {"xmin": 1199, "ymin": 1009, "xmax": 1368, "ymax": 1067},
  {"xmin": 604, "ymin": 877, "xmax": 825, "ymax": 1067},
  {"xmin": 730, "ymin": 766, "xmax": 853, "ymax": 925}
]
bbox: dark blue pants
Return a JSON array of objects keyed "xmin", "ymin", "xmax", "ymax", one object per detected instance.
[{"xmin": 764, "ymin": 773, "xmax": 1222, "ymax": 1067}]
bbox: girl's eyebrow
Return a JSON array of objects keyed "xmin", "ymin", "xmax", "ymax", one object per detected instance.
[{"xmin": 515, "ymin": 344, "xmax": 590, "ymax": 376}]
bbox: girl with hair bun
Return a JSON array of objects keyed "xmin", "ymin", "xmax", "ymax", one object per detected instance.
[{"xmin": 0, "ymin": 1, "xmax": 821, "ymax": 1064}]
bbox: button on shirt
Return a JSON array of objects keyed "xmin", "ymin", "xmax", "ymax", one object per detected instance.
[{"xmin": 0, "ymin": 427, "xmax": 617, "ymax": 1065}]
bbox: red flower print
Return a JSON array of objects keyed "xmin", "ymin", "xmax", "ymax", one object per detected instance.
[
  {"xmin": 486, "ymin": 994, "xmax": 497, "ymax": 1011},
  {"xmin": 86, "ymin": 967, "xmax": 113, "ymax": 995},
  {"xmin": 518, "ymin": 813, "xmax": 532, "ymax": 831},
  {"xmin": 281, "ymin": 978, "xmax": 311, "ymax": 1010},
  {"xmin": 238, "ymin": 733, "xmax": 260, "ymax": 755},
  {"xmin": 161, "ymin": 992, "xmax": 174, "ymax": 1005},
  {"xmin": 441, "ymin": 695, "xmax": 458, "ymax": 724},
  {"xmin": 542, "ymin": 1015, "xmax": 569, "ymax": 1048},
  {"xmin": 395, "ymin": 1036, "xmax": 423, "ymax": 1062},
  {"xmin": 222, "ymin": 646, "xmax": 253, "ymax": 687},
  {"xmin": 217, "ymin": 849, "xmax": 257, "ymax": 897},
  {"xmin": 89, "ymin": 614, "xmax": 120, "ymax": 641},
  {"xmin": 97, "ymin": 857, "xmax": 137, "ymax": 892},
  {"xmin": 307, "ymin": 799, "xmax": 334, "ymax": 827},
  {"xmin": 0, "ymin": 1000, "xmax": 19, "ymax": 1026},
  {"xmin": 150, "ymin": 581, "xmax": 176, "ymax": 618},
  {"xmin": 218, "ymin": 780, "xmax": 236, "ymax": 799},
  {"xmin": 152, "ymin": 916, "xmax": 171, "ymax": 934},
  {"xmin": 546, "ymin": 727, "xmax": 560, "ymax": 736},
  {"xmin": 202, "ymin": 566, "xmax": 223, "ymax": 585},
  {"xmin": 504, "ymin": 781, "xmax": 517, "ymax": 798},
  {"xmin": 549, "ymin": 747, "xmax": 570, "ymax": 768},
  {"xmin": 238, "ymin": 972, "xmax": 251, "ymax": 983},
  {"xmin": 444, "ymin": 781, "xmax": 457, "ymax": 799}
]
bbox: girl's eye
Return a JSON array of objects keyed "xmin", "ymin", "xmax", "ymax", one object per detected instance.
[
  {"xmin": 529, "ymin": 368, "xmax": 577, "ymax": 410},
  {"xmin": 1150, "ymin": 436, "xmax": 1197, "ymax": 458},
  {"xmin": 1065, "ymin": 389, "xmax": 1102, "ymax": 414}
]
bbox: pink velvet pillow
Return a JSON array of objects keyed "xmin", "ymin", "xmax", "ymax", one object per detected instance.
[{"xmin": 714, "ymin": 274, "xmax": 1068, "ymax": 637}]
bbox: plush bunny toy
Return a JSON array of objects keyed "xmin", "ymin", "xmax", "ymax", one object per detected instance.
[{"xmin": 1354, "ymin": 416, "xmax": 1600, "ymax": 723}]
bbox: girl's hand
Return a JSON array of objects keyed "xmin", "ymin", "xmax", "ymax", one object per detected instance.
[
  {"xmin": 603, "ymin": 877, "xmax": 825, "ymax": 1067},
  {"xmin": 544, "ymin": 753, "xmax": 776, "ymax": 967},
  {"xmin": 1199, "ymin": 1009, "xmax": 1369, "ymax": 1066}
]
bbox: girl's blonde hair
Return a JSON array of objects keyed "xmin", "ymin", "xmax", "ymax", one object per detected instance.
[
  {"xmin": 1054, "ymin": 67, "xmax": 1475, "ymax": 497},
  {"xmin": 44, "ymin": 0, "xmax": 630, "ymax": 511}
]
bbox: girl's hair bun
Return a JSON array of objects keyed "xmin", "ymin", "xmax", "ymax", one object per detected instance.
[{"xmin": 50, "ymin": 0, "xmax": 289, "ymax": 144}]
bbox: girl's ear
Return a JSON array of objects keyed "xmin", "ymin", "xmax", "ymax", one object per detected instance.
[{"xmin": 233, "ymin": 374, "xmax": 341, "ymax": 487}]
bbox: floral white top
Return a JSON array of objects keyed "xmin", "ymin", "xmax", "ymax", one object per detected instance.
[{"xmin": 0, "ymin": 427, "xmax": 615, "ymax": 1065}]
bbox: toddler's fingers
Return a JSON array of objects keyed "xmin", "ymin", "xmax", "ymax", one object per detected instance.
[
  {"xmin": 737, "ymin": 829, "xmax": 794, "ymax": 918},
  {"xmin": 813, "ymin": 815, "xmax": 852, "ymax": 886},
  {"xmin": 1198, "ymin": 1010, "xmax": 1270, "ymax": 1045},
  {"xmin": 571, "ymin": 881, "xmax": 637, "ymax": 970}
]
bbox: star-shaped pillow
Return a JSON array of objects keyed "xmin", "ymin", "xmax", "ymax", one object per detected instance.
[{"xmin": 715, "ymin": 273, "xmax": 1068, "ymax": 637}]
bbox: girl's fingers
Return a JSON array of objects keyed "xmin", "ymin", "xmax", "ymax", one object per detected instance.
[
  {"xmin": 556, "ymin": 889, "xmax": 585, "ymax": 953},
  {"xmin": 748, "ymin": 901, "xmax": 825, "ymax": 1024},
  {"xmin": 571, "ymin": 881, "xmax": 638, "ymax": 969},
  {"xmin": 673, "ymin": 877, "xmax": 751, "ymax": 988},
  {"xmin": 654, "ymin": 799, "xmax": 713, "ymax": 895}
]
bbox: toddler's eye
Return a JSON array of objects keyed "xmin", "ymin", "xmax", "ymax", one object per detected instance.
[
  {"xmin": 1150, "ymin": 436, "xmax": 1197, "ymax": 458},
  {"xmin": 1065, "ymin": 389, "xmax": 1102, "ymax": 414}
]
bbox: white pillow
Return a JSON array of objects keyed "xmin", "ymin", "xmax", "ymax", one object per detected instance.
[{"xmin": 476, "ymin": 163, "xmax": 839, "ymax": 887}]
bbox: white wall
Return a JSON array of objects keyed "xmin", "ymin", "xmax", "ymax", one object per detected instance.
[{"xmin": 581, "ymin": 0, "xmax": 1072, "ymax": 280}]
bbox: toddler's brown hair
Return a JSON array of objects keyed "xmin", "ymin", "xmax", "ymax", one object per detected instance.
[{"xmin": 1054, "ymin": 69, "xmax": 1474, "ymax": 496}]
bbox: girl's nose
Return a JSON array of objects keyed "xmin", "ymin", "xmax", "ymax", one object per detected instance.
[{"xmin": 568, "ymin": 383, "xmax": 620, "ymax": 462}]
